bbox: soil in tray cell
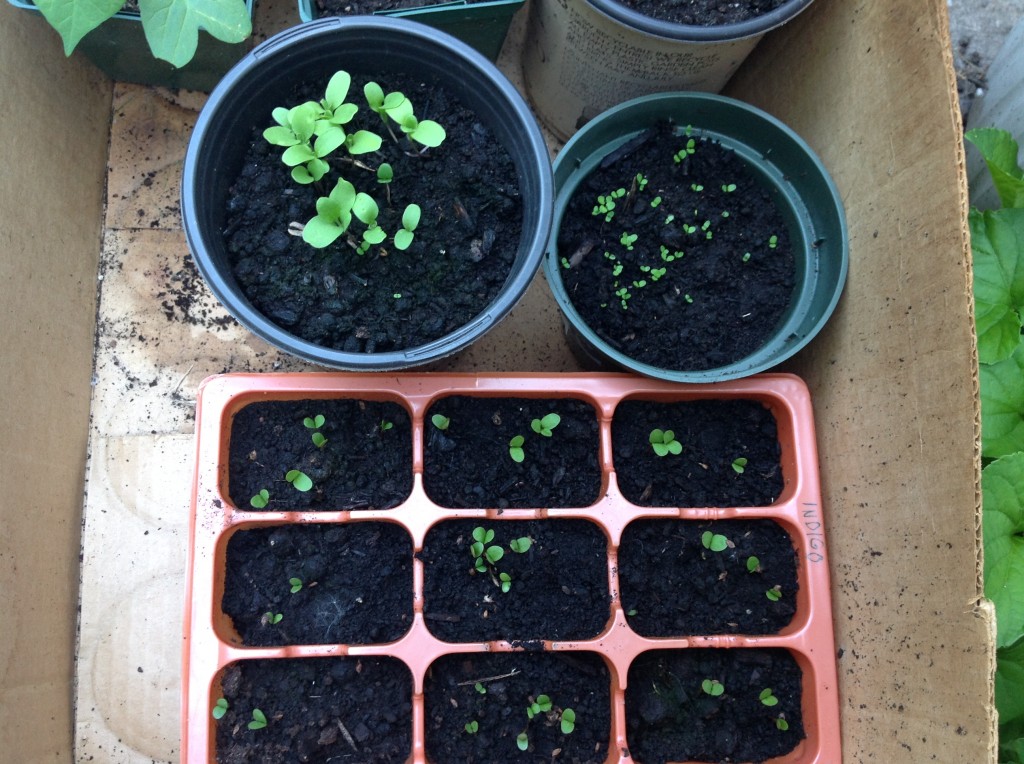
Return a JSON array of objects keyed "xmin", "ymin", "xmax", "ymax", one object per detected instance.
[
  {"xmin": 418, "ymin": 519, "xmax": 611, "ymax": 642},
  {"xmin": 228, "ymin": 399, "xmax": 412, "ymax": 511},
  {"xmin": 423, "ymin": 396, "xmax": 602, "ymax": 508},
  {"xmin": 612, "ymin": 398, "xmax": 783, "ymax": 507},
  {"xmin": 425, "ymin": 651, "xmax": 611, "ymax": 763},
  {"xmin": 626, "ymin": 648, "xmax": 804, "ymax": 764},
  {"xmin": 618, "ymin": 519, "xmax": 798, "ymax": 637},
  {"xmin": 214, "ymin": 656, "xmax": 412, "ymax": 763},
  {"xmin": 221, "ymin": 522, "xmax": 414, "ymax": 646}
]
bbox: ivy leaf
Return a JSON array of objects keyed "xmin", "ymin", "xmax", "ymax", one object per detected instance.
[
  {"xmin": 966, "ymin": 128, "xmax": 1024, "ymax": 209},
  {"xmin": 970, "ymin": 208, "xmax": 1024, "ymax": 364},
  {"xmin": 35, "ymin": 0, "xmax": 124, "ymax": 55},
  {"xmin": 983, "ymin": 454, "xmax": 1024, "ymax": 647},
  {"xmin": 981, "ymin": 345, "xmax": 1024, "ymax": 458},
  {"xmin": 139, "ymin": 0, "xmax": 251, "ymax": 68}
]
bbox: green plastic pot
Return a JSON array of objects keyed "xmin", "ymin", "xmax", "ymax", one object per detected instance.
[
  {"xmin": 5, "ymin": 0, "xmax": 254, "ymax": 91},
  {"xmin": 543, "ymin": 92, "xmax": 848, "ymax": 383},
  {"xmin": 297, "ymin": 0, "xmax": 522, "ymax": 61}
]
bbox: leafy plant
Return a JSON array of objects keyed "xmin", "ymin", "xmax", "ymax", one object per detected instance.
[
  {"xmin": 516, "ymin": 694, "xmax": 575, "ymax": 751},
  {"xmin": 701, "ymin": 531, "xmax": 729, "ymax": 552},
  {"xmin": 759, "ymin": 688, "xmax": 779, "ymax": 706},
  {"xmin": 250, "ymin": 489, "xmax": 270, "ymax": 508},
  {"xmin": 469, "ymin": 526, "xmax": 531, "ymax": 592},
  {"xmin": 289, "ymin": 577, "xmax": 303, "ymax": 594},
  {"xmin": 649, "ymin": 428, "xmax": 682, "ymax": 456},
  {"xmin": 285, "ymin": 469, "xmax": 313, "ymax": 492},
  {"xmin": 731, "ymin": 457, "xmax": 748, "ymax": 474},
  {"xmin": 248, "ymin": 708, "xmax": 268, "ymax": 730},
  {"xmin": 531, "ymin": 413, "xmax": 561, "ymax": 437},
  {"xmin": 701, "ymin": 678, "xmax": 724, "ymax": 696},
  {"xmin": 509, "ymin": 435, "xmax": 525, "ymax": 463},
  {"xmin": 212, "ymin": 697, "xmax": 229, "ymax": 720}
]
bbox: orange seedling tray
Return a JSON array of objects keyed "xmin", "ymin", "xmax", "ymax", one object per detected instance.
[{"xmin": 183, "ymin": 372, "xmax": 840, "ymax": 763}]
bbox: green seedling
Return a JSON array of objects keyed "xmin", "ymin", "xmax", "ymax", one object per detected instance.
[
  {"xmin": 561, "ymin": 257, "xmax": 571, "ymax": 269},
  {"xmin": 212, "ymin": 698, "xmax": 229, "ymax": 720},
  {"xmin": 627, "ymin": 608, "xmax": 638, "ymax": 616},
  {"xmin": 363, "ymin": 81, "xmax": 408, "ymax": 133},
  {"xmin": 285, "ymin": 469, "xmax": 313, "ymax": 492},
  {"xmin": 304, "ymin": 414, "xmax": 326, "ymax": 430},
  {"xmin": 776, "ymin": 716, "xmax": 790, "ymax": 731},
  {"xmin": 353, "ymin": 193, "xmax": 386, "ymax": 255},
  {"xmin": 746, "ymin": 555, "xmax": 761, "ymax": 573},
  {"xmin": 289, "ymin": 577, "xmax": 303, "ymax": 594},
  {"xmin": 475, "ymin": 682, "xmax": 487, "ymax": 694},
  {"xmin": 380, "ymin": 419, "xmax": 394, "ymax": 432},
  {"xmin": 650, "ymin": 196, "xmax": 663, "ymax": 208},
  {"xmin": 635, "ymin": 173, "xmax": 648, "ymax": 191},
  {"xmin": 470, "ymin": 527, "xmax": 503, "ymax": 572},
  {"xmin": 527, "ymin": 694, "xmax": 552, "ymax": 719},
  {"xmin": 516, "ymin": 732, "xmax": 530, "ymax": 751},
  {"xmin": 499, "ymin": 572, "xmax": 513, "ymax": 593},
  {"xmin": 531, "ymin": 413, "xmax": 561, "ymax": 437},
  {"xmin": 684, "ymin": 294, "xmax": 694, "ymax": 304},
  {"xmin": 701, "ymin": 679, "xmax": 725, "ymax": 697},
  {"xmin": 264, "ymin": 102, "xmax": 340, "ymax": 185},
  {"xmin": 673, "ymin": 139, "xmax": 696, "ymax": 163},
  {"xmin": 560, "ymin": 708, "xmax": 576, "ymax": 734},
  {"xmin": 650, "ymin": 267, "xmax": 667, "ymax": 281},
  {"xmin": 393, "ymin": 204, "xmax": 421, "ymax": 251},
  {"xmin": 431, "ymin": 414, "xmax": 450, "ymax": 431},
  {"xmin": 768, "ymin": 234, "xmax": 779, "ymax": 249},
  {"xmin": 376, "ymin": 162, "xmax": 393, "ymax": 184},
  {"xmin": 263, "ymin": 611, "xmax": 283, "ymax": 625},
  {"xmin": 759, "ymin": 688, "xmax": 779, "ymax": 707},
  {"xmin": 742, "ymin": 252, "xmax": 752, "ymax": 263},
  {"xmin": 248, "ymin": 708, "xmax": 268, "ymax": 730},
  {"xmin": 302, "ymin": 177, "xmax": 357, "ymax": 248},
  {"xmin": 732, "ymin": 457, "xmax": 748, "ymax": 474},
  {"xmin": 612, "ymin": 262, "xmax": 624, "ymax": 277},
  {"xmin": 766, "ymin": 585, "xmax": 783, "ymax": 602},
  {"xmin": 381, "ymin": 95, "xmax": 447, "ymax": 149},
  {"xmin": 722, "ymin": 183, "xmax": 737, "ymax": 192},
  {"xmin": 250, "ymin": 489, "xmax": 270, "ymax": 508},
  {"xmin": 465, "ymin": 720, "xmax": 479, "ymax": 734},
  {"xmin": 701, "ymin": 531, "xmax": 729, "ymax": 552},
  {"xmin": 509, "ymin": 434, "xmax": 525, "ymax": 463},
  {"xmin": 592, "ymin": 188, "xmax": 625, "ymax": 222},
  {"xmin": 649, "ymin": 428, "xmax": 682, "ymax": 457},
  {"xmin": 312, "ymin": 432, "xmax": 328, "ymax": 448},
  {"xmin": 690, "ymin": 183, "xmax": 704, "ymax": 192},
  {"xmin": 620, "ymin": 232, "xmax": 638, "ymax": 250},
  {"xmin": 509, "ymin": 537, "xmax": 532, "ymax": 553}
]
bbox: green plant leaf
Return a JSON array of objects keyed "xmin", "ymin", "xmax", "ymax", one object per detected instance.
[
  {"xmin": 282, "ymin": 144, "xmax": 316, "ymax": 167},
  {"xmin": 139, "ymin": 0, "xmax": 252, "ymax": 68},
  {"xmin": 485, "ymin": 545, "xmax": 504, "ymax": 564},
  {"xmin": 509, "ymin": 537, "xmax": 532, "ymax": 553},
  {"xmin": 385, "ymin": 98, "xmax": 414, "ymax": 126},
  {"xmin": 970, "ymin": 208, "xmax": 1024, "ymax": 363},
  {"xmin": 966, "ymin": 127, "xmax": 1024, "ymax": 209},
  {"xmin": 324, "ymin": 70, "xmax": 351, "ymax": 109},
  {"xmin": 509, "ymin": 435, "xmax": 525, "ymax": 463},
  {"xmin": 314, "ymin": 127, "xmax": 346, "ymax": 158},
  {"xmin": 411, "ymin": 120, "xmax": 446, "ymax": 148},
  {"xmin": 352, "ymin": 193, "xmax": 379, "ymax": 226},
  {"xmin": 346, "ymin": 130, "xmax": 383, "ymax": 155},
  {"xmin": 212, "ymin": 697, "xmax": 229, "ymax": 719},
  {"xmin": 363, "ymin": 225, "xmax": 387, "ymax": 245},
  {"xmin": 262, "ymin": 125, "xmax": 300, "ymax": 147},
  {"xmin": 560, "ymin": 708, "xmax": 576, "ymax": 734},
  {"xmin": 35, "ymin": 0, "xmax": 128, "ymax": 55},
  {"xmin": 997, "ymin": 640, "xmax": 1024, "ymax": 730},
  {"xmin": 363, "ymin": 81, "xmax": 385, "ymax": 110},
  {"xmin": 981, "ymin": 345, "xmax": 1024, "ymax": 458},
  {"xmin": 984, "ymin": 454, "xmax": 1024, "ymax": 647},
  {"xmin": 516, "ymin": 732, "xmax": 529, "ymax": 751},
  {"xmin": 402, "ymin": 204, "xmax": 421, "ymax": 232},
  {"xmin": 303, "ymin": 216, "xmax": 345, "ymax": 248},
  {"xmin": 393, "ymin": 229, "xmax": 414, "ymax": 251},
  {"xmin": 248, "ymin": 707, "xmax": 267, "ymax": 730},
  {"xmin": 285, "ymin": 469, "xmax": 313, "ymax": 492},
  {"xmin": 431, "ymin": 414, "xmax": 449, "ymax": 431},
  {"xmin": 377, "ymin": 163, "xmax": 394, "ymax": 183}
]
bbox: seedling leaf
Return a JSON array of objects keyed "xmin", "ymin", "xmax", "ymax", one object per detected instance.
[
  {"xmin": 983, "ymin": 453, "xmax": 1024, "ymax": 647},
  {"xmin": 285, "ymin": 469, "xmax": 313, "ymax": 492},
  {"xmin": 431, "ymin": 414, "xmax": 450, "ymax": 431},
  {"xmin": 248, "ymin": 708, "xmax": 267, "ymax": 730},
  {"xmin": 212, "ymin": 697, "xmax": 229, "ymax": 720},
  {"xmin": 561, "ymin": 708, "xmax": 576, "ymax": 734},
  {"xmin": 509, "ymin": 435, "xmax": 525, "ymax": 463},
  {"xmin": 509, "ymin": 537, "xmax": 532, "ymax": 554},
  {"xmin": 250, "ymin": 489, "xmax": 269, "ymax": 508}
]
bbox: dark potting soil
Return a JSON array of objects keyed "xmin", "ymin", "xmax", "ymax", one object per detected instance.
[
  {"xmin": 214, "ymin": 656, "xmax": 411, "ymax": 763},
  {"xmin": 418, "ymin": 519, "xmax": 611, "ymax": 642},
  {"xmin": 425, "ymin": 651, "xmax": 611, "ymax": 763},
  {"xmin": 618, "ymin": 519, "xmax": 798, "ymax": 637},
  {"xmin": 228, "ymin": 399, "xmax": 412, "ymax": 511},
  {"xmin": 616, "ymin": 0, "xmax": 785, "ymax": 27},
  {"xmin": 222, "ymin": 523, "xmax": 413, "ymax": 646},
  {"xmin": 626, "ymin": 648, "xmax": 804, "ymax": 764},
  {"xmin": 423, "ymin": 397, "xmax": 602, "ymax": 509},
  {"xmin": 557, "ymin": 122, "xmax": 795, "ymax": 372},
  {"xmin": 223, "ymin": 73, "xmax": 522, "ymax": 354},
  {"xmin": 612, "ymin": 399, "xmax": 784, "ymax": 507},
  {"xmin": 317, "ymin": 0, "xmax": 487, "ymax": 15}
]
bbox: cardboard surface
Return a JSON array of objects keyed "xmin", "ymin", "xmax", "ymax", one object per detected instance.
[{"xmin": 0, "ymin": 0, "xmax": 993, "ymax": 760}]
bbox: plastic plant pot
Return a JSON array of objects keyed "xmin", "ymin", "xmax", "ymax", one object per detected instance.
[
  {"xmin": 180, "ymin": 18, "xmax": 553, "ymax": 371},
  {"xmin": 183, "ymin": 372, "xmax": 841, "ymax": 762},
  {"xmin": 5, "ymin": 0, "xmax": 254, "ymax": 91},
  {"xmin": 296, "ymin": 0, "xmax": 524, "ymax": 61},
  {"xmin": 543, "ymin": 92, "xmax": 848, "ymax": 383},
  {"xmin": 522, "ymin": 0, "xmax": 814, "ymax": 139}
]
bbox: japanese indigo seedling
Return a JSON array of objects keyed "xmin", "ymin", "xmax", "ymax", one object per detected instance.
[{"xmin": 469, "ymin": 526, "xmax": 532, "ymax": 592}]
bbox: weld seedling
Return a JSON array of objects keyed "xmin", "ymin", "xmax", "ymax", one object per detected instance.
[
  {"xmin": 701, "ymin": 531, "xmax": 729, "ymax": 552},
  {"xmin": 509, "ymin": 434, "xmax": 525, "ymax": 463},
  {"xmin": 431, "ymin": 414, "xmax": 450, "ymax": 431},
  {"xmin": 464, "ymin": 720, "xmax": 479, "ymax": 734},
  {"xmin": 649, "ymin": 428, "xmax": 682, "ymax": 456},
  {"xmin": 531, "ymin": 413, "xmax": 561, "ymax": 437},
  {"xmin": 289, "ymin": 577, "xmax": 303, "ymax": 594},
  {"xmin": 759, "ymin": 688, "xmax": 779, "ymax": 707},
  {"xmin": 262, "ymin": 611, "xmax": 283, "ymax": 625},
  {"xmin": 746, "ymin": 555, "xmax": 761, "ymax": 573},
  {"xmin": 732, "ymin": 457, "xmax": 748, "ymax": 474},
  {"xmin": 250, "ymin": 489, "xmax": 270, "ymax": 508},
  {"xmin": 248, "ymin": 708, "xmax": 268, "ymax": 730},
  {"xmin": 701, "ymin": 679, "xmax": 725, "ymax": 697},
  {"xmin": 766, "ymin": 585, "xmax": 783, "ymax": 602},
  {"xmin": 212, "ymin": 698, "xmax": 229, "ymax": 720},
  {"xmin": 285, "ymin": 469, "xmax": 313, "ymax": 492}
]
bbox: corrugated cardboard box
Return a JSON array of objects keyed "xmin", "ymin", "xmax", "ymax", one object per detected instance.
[{"xmin": 0, "ymin": 0, "xmax": 994, "ymax": 760}]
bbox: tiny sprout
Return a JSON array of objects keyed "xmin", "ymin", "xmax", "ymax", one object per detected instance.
[
  {"xmin": 742, "ymin": 252, "xmax": 751, "ymax": 263},
  {"xmin": 285, "ymin": 469, "xmax": 313, "ymax": 492},
  {"xmin": 561, "ymin": 708, "xmax": 577, "ymax": 734},
  {"xmin": 263, "ymin": 611, "xmax": 283, "ymax": 625},
  {"xmin": 766, "ymin": 585, "xmax": 782, "ymax": 602},
  {"xmin": 701, "ymin": 531, "xmax": 729, "ymax": 552},
  {"xmin": 250, "ymin": 489, "xmax": 270, "ymax": 508},
  {"xmin": 649, "ymin": 428, "xmax": 682, "ymax": 457},
  {"xmin": 612, "ymin": 263, "xmax": 624, "ymax": 277},
  {"xmin": 531, "ymin": 413, "xmax": 561, "ymax": 437},
  {"xmin": 465, "ymin": 720, "xmax": 479, "ymax": 734},
  {"xmin": 527, "ymin": 695, "xmax": 553, "ymax": 719},
  {"xmin": 289, "ymin": 577, "xmax": 303, "ymax": 594},
  {"xmin": 632, "ymin": 279, "xmax": 647, "ymax": 289},
  {"xmin": 732, "ymin": 457, "xmax": 748, "ymax": 474},
  {"xmin": 635, "ymin": 172, "xmax": 648, "ymax": 190},
  {"xmin": 769, "ymin": 234, "xmax": 779, "ymax": 249},
  {"xmin": 431, "ymin": 414, "xmax": 450, "ymax": 431},
  {"xmin": 212, "ymin": 698, "xmax": 229, "ymax": 720},
  {"xmin": 393, "ymin": 203, "xmax": 421, "ymax": 251},
  {"xmin": 650, "ymin": 196, "xmax": 662, "ymax": 208},
  {"xmin": 509, "ymin": 435, "xmax": 525, "ymax": 463},
  {"xmin": 650, "ymin": 267, "xmax": 666, "ymax": 281},
  {"xmin": 776, "ymin": 716, "xmax": 790, "ymax": 731},
  {"xmin": 380, "ymin": 419, "xmax": 394, "ymax": 432},
  {"xmin": 394, "ymin": 293, "xmax": 401, "ymax": 299},
  {"xmin": 475, "ymin": 682, "xmax": 487, "ymax": 694},
  {"xmin": 701, "ymin": 679, "xmax": 725, "ymax": 697},
  {"xmin": 312, "ymin": 432, "xmax": 328, "ymax": 449},
  {"xmin": 690, "ymin": 183, "xmax": 704, "ymax": 192},
  {"xmin": 684, "ymin": 294, "xmax": 694, "ymax": 304},
  {"xmin": 509, "ymin": 536, "xmax": 532, "ymax": 553},
  {"xmin": 377, "ymin": 162, "xmax": 393, "ymax": 184},
  {"xmin": 561, "ymin": 257, "xmax": 571, "ymax": 269},
  {"xmin": 722, "ymin": 183, "xmax": 737, "ymax": 192},
  {"xmin": 499, "ymin": 572, "xmax": 512, "ymax": 593},
  {"xmin": 516, "ymin": 732, "xmax": 529, "ymax": 751},
  {"xmin": 248, "ymin": 708, "xmax": 268, "ymax": 730},
  {"xmin": 759, "ymin": 688, "xmax": 779, "ymax": 707},
  {"xmin": 746, "ymin": 556, "xmax": 761, "ymax": 573},
  {"xmin": 303, "ymin": 414, "xmax": 325, "ymax": 430},
  {"xmin": 620, "ymin": 232, "xmax": 638, "ymax": 250},
  {"xmin": 627, "ymin": 608, "xmax": 638, "ymax": 617}
]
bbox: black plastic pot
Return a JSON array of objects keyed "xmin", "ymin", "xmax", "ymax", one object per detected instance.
[{"xmin": 181, "ymin": 18, "xmax": 552, "ymax": 370}]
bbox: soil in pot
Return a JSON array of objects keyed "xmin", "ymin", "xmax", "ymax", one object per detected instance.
[
  {"xmin": 557, "ymin": 121, "xmax": 795, "ymax": 372},
  {"xmin": 316, "ymin": 0, "xmax": 484, "ymax": 15},
  {"xmin": 213, "ymin": 656, "xmax": 412, "ymax": 763},
  {"xmin": 424, "ymin": 651, "xmax": 611, "ymax": 763},
  {"xmin": 418, "ymin": 519, "xmax": 611, "ymax": 642},
  {"xmin": 618, "ymin": 519, "xmax": 798, "ymax": 637},
  {"xmin": 615, "ymin": 0, "xmax": 787, "ymax": 26},
  {"xmin": 612, "ymin": 398, "xmax": 783, "ymax": 507},
  {"xmin": 224, "ymin": 71, "xmax": 523, "ymax": 354},
  {"xmin": 221, "ymin": 522, "xmax": 414, "ymax": 646},
  {"xmin": 228, "ymin": 399, "xmax": 413, "ymax": 511},
  {"xmin": 423, "ymin": 396, "xmax": 602, "ymax": 508},
  {"xmin": 625, "ymin": 648, "xmax": 805, "ymax": 764}
]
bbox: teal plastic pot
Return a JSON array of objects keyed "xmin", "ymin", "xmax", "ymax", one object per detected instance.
[
  {"xmin": 543, "ymin": 92, "xmax": 847, "ymax": 383},
  {"xmin": 297, "ymin": 0, "xmax": 523, "ymax": 61},
  {"xmin": 182, "ymin": 17, "xmax": 552, "ymax": 371},
  {"xmin": 5, "ymin": 0, "xmax": 254, "ymax": 91}
]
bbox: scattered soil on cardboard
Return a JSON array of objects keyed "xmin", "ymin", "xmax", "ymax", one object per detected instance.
[
  {"xmin": 228, "ymin": 399, "xmax": 413, "ymax": 511},
  {"xmin": 222, "ymin": 522, "xmax": 413, "ymax": 646},
  {"xmin": 223, "ymin": 73, "xmax": 522, "ymax": 354},
  {"xmin": 618, "ymin": 519, "xmax": 798, "ymax": 636},
  {"xmin": 616, "ymin": 0, "xmax": 785, "ymax": 26},
  {"xmin": 557, "ymin": 122, "xmax": 794, "ymax": 372},
  {"xmin": 418, "ymin": 519, "xmax": 610, "ymax": 642},
  {"xmin": 612, "ymin": 398, "xmax": 784, "ymax": 507},
  {"xmin": 425, "ymin": 651, "xmax": 612, "ymax": 763},
  {"xmin": 626, "ymin": 648, "xmax": 804, "ymax": 764},
  {"xmin": 214, "ymin": 657, "xmax": 411, "ymax": 763},
  {"xmin": 423, "ymin": 397, "xmax": 602, "ymax": 509}
]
